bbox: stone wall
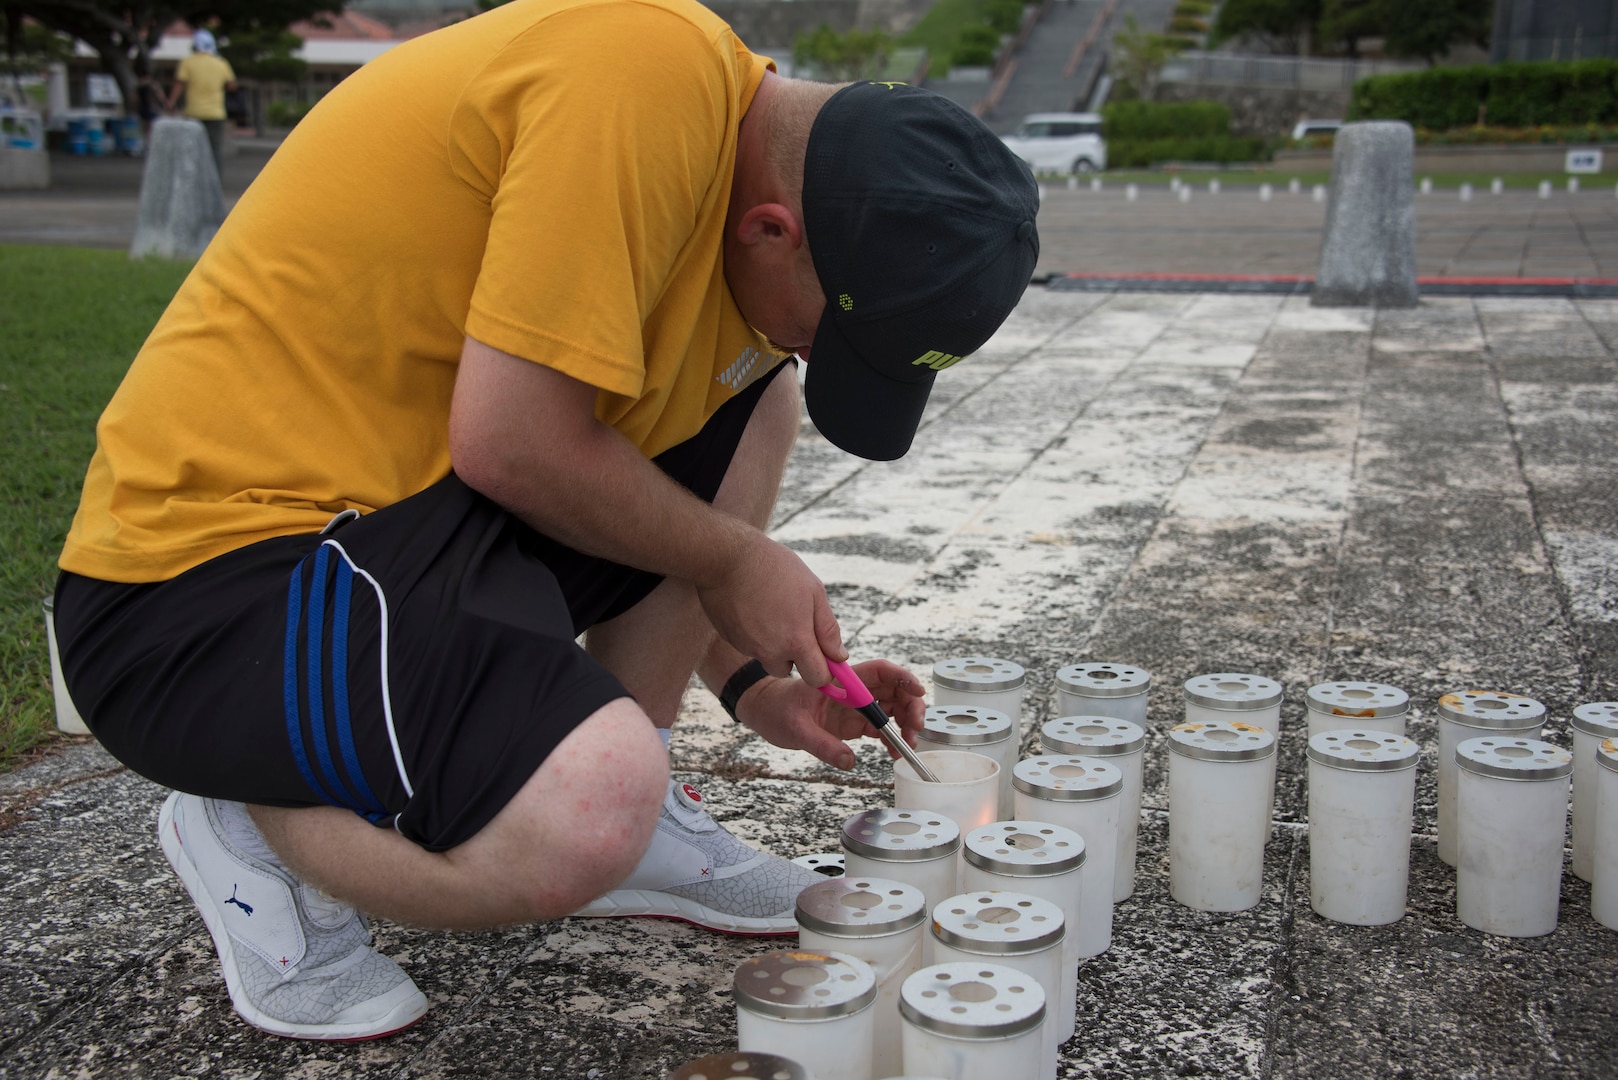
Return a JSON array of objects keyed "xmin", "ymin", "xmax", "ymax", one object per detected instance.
[
  {"xmin": 699, "ymin": 0, "xmax": 934, "ymax": 51},
  {"xmin": 1153, "ymin": 82, "xmax": 1353, "ymax": 138}
]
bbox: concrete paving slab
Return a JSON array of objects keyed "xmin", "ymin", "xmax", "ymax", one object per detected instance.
[{"xmin": 4, "ymin": 293, "xmax": 1618, "ymax": 1078}]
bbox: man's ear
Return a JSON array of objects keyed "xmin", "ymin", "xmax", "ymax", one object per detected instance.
[{"xmin": 734, "ymin": 202, "xmax": 804, "ymax": 249}]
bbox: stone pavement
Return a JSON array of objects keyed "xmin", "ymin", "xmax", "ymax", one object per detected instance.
[{"xmin": 4, "ymin": 291, "xmax": 1617, "ymax": 1078}]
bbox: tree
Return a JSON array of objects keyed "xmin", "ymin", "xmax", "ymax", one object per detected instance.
[
  {"xmin": 792, "ymin": 23, "xmax": 893, "ymax": 82},
  {"xmin": 1206, "ymin": 0, "xmax": 1320, "ymax": 54},
  {"xmin": 1379, "ymin": 0, "xmax": 1489, "ymax": 65},
  {"xmin": 4, "ymin": 0, "xmax": 341, "ymax": 110},
  {"xmin": 1110, "ymin": 14, "xmax": 1185, "ymax": 100}
]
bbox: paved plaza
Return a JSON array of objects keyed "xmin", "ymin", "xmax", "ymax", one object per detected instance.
[{"xmin": 3, "ymin": 284, "xmax": 1617, "ymax": 1076}]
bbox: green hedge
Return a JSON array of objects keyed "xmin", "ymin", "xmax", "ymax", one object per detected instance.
[
  {"xmin": 1107, "ymin": 135, "xmax": 1269, "ymax": 168},
  {"xmin": 1102, "ymin": 100, "xmax": 1231, "ymax": 140},
  {"xmin": 1350, "ymin": 59, "xmax": 1618, "ymax": 129}
]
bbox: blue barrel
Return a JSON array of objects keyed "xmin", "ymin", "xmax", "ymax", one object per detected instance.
[
  {"xmin": 113, "ymin": 117, "xmax": 142, "ymax": 154},
  {"xmin": 66, "ymin": 118, "xmax": 88, "ymax": 155}
]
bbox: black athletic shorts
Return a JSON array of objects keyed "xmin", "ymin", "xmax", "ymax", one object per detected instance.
[{"xmin": 54, "ymin": 359, "xmax": 793, "ymax": 851}]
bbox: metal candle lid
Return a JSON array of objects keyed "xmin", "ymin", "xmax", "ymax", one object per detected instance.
[
  {"xmin": 667, "ymin": 1052, "xmax": 810, "ymax": 1080},
  {"xmin": 899, "ymin": 962, "xmax": 1046, "ymax": 1039},
  {"xmin": 1055, "ymin": 662, "xmax": 1151, "ymax": 698},
  {"xmin": 1598, "ymin": 739, "xmax": 1618, "ymax": 775},
  {"xmin": 792, "ymin": 852, "xmax": 845, "ymax": 878},
  {"xmin": 1571, "ymin": 702, "xmax": 1618, "ymax": 738},
  {"xmin": 1306, "ymin": 730, "xmax": 1420, "ymax": 772},
  {"xmin": 1183, "ymin": 672, "xmax": 1284, "ymax": 711},
  {"xmin": 960, "ymin": 820, "xmax": 1085, "ymax": 876},
  {"xmin": 1305, "ymin": 681, "xmax": 1410, "ymax": 719},
  {"xmin": 933, "ymin": 657, "xmax": 1026, "ymax": 693},
  {"xmin": 1040, "ymin": 716, "xmax": 1145, "ymax": 756},
  {"xmin": 1012, "ymin": 755, "xmax": 1124, "ymax": 800},
  {"xmin": 796, "ymin": 876, "xmax": 927, "ymax": 938},
  {"xmin": 920, "ymin": 706, "xmax": 1014, "ymax": 747},
  {"xmin": 841, "ymin": 808, "xmax": 961, "ymax": 862},
  {"xmin": 1167, "ymin": 722, "xmax": 1276, "ymax": 762},
  {"xmin": 930, "ymin": 890, "xmax": 1065, "ymax": 954},
  {"xmin": 733, "ymin": 950, "xmax": 878, "ymax": 1020},
  {"xmin": 1454, "ymin": 736, "xmax": 1572, "ymax": 782},
  {"xmin": 1436, "ymin": 690, "xmax": 1546, "ymax": 730}
]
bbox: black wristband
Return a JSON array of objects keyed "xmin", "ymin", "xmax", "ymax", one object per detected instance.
[{"xmin": 718, "ymin": 659, "xmax": 770, "ymax": 722}]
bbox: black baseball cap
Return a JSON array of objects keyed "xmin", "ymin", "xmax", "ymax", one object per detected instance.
[{"xmin": 801, "ymin": 81, "xmax": 1040, "ymax": 461}]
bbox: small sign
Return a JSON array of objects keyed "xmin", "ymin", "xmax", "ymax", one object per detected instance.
[
  {"xmin": 86, "ymin": 73, "xmax": 121, "ymax": 105},
  {"xmin": 1566, "ymin": 148, "xmax": 1603, "ymax": 174}
]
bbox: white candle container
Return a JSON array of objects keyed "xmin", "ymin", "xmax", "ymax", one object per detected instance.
[
  {"xmin": 1570, "ymin": 702, "xmax": 1618, "ymax": 881},
  {"xmin": 1011, "ymin": 755, "xmax": 1122, "ymax": 956},
  {"xmin": 929, "ymin": 891, "xmax": 1066, "ymax": 1079},
  {"xmin": 1455, "ymin": 735, "xmax": 1572, "ymax": 938},
  {"xmin": 918, "ymin": 706, "xmax": 1018, "ymax": 820},
  {"xmin": 1304, "ymin": 681, "xmax": 1410, "ymax": 739},
  {"xmin": 793, "ymin": 852, "xmax": 846, "ymax": 878},
  {"xmin": 40, "ymin": 598, "xmax": 90, "ymax": 736},
  {"xmin": 1054, "ymin": 662, "xmax": 1150, "ymax": 726},
  {"xmin": 735, "ymin": 949, "xmax": 878, "ymax": 1080},
  {"xmin": 1167, "ymin": 722, "xmax": 1276, "ymax": 912},
  {"xmin": 899, "ymin": 962, "xmax": 1049, "ymax": 1080},
  {"xmin": 1306, "ymin": 729, "xmax": 1420, "ymax": 926},
  {"xmin": 1183, "ymin": 672, "xmax": 1284, "ymax": 735},
  {"xmin": 1436, "ymin": 691, "xmax": 1546, "ymax": 867},
  {"xmin": 797, "ymin": 877, "xmax": 928, "ymax": 1080},
  {"xmin": 1592, "ymin": 738, "xmax": 1618, "ymax": 931},
  {"xmin": 894, "ymin": 751, "xmax": 999, "ymax": 833},
  {"xmin": 841, "ymin": 809, "xmax": 962, "ymax": 930},
  {"xmin": 957, "ymin": 821, "xmax": 1084, "ymax": 1043},
  {"xmin": 667, "ymin": 1053, "xmax": 810, "ymax": 1080},
  {"xmin": 931, "ymin": 657, "xmax": 1026, "ymax": 736},
  {"xmin": 1038, "ymin": 717, "xmax": 1146, "ymax": 902}
]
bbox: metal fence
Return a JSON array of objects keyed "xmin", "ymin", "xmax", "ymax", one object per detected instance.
[{"xmin": 1159, "ymin": 52, "xmax": 1425, "ymax": 92}]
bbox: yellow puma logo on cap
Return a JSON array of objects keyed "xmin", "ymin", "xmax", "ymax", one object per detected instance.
[
  {"xmin": 912, "ymin": 350, "xmax": 964, "ymax": 370},
  {"xmin": 872, "ymin": 81, "xmax": 908, "ymax": 90}
]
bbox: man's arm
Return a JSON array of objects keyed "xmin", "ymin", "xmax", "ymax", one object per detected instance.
[{"xmin": 447, "ymin": 335, "xmax": 844, "ymax": 686}]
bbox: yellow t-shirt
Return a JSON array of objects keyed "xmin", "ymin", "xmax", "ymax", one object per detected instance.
[
  {"xmin": 62, "ymin": 0, "xmax": 779, "ymax": 583},
  {"xmin": 175, "ymin": 52, "xmax": 236, "ymax": 121}
]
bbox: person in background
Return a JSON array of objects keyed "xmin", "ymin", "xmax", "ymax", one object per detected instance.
[{"xmin": 165, "ymin": 28, "xmax": 236, "ymax": 179}]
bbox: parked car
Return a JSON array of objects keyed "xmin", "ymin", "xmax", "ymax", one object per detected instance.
[
  {"xmin": 1291, "ymin": 118, "xmax": 1343, "ymax": 141},
  {"xmin": 1001, "ymin": 112, "xmax": 1108, "ymax": 174}
]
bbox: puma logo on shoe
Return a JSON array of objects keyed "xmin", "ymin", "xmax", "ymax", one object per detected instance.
[{"xmin": 224, "ymin": 885, "xmax": 254, "ymax": 916}]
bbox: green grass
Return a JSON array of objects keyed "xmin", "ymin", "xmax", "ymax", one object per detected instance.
[
  {"xmin": 0, "ymin": 245, "xmax": 192, "ymax": 772},
  {"xmin": 901, "ymin": 0, "xmax": 994, "ymax": 77}
]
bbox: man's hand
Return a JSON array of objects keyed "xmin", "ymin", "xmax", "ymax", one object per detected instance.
[
  {"xmin": 695, "ymin": 534, "xmax": 845, "ymax": 689},
  {"xmin": 732, "ymin": 659, "xmax": 926, "ymax": 770}
]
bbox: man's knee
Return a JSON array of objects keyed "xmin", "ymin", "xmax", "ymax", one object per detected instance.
[{"xmin": 461, "ymin": 698, "xmax": 668, "ymax": 920}]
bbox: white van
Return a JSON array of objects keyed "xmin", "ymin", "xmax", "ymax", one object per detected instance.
[{"xmin": 1000, "ymin": 112, "xmax": 1108, "ymax": 174}]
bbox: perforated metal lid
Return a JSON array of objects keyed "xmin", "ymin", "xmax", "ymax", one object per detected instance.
[
  {"xmin": 1454, "ymin": 736, "xmax": 1572, "ymax": 782},
  {"xmin": 1305, "ymin": 681, "xmax": 1410, "ymax": 719},
  {"xmin": 960, "ymin": 820, "xmax": 1085, "ymax": 876},
  {"xmin": 796, "ymin": 876, "xmax": 927, "ymax": 938},
  {"xmin": 1598, "ymin": 739, "xmax": 1618, "ymax": 775},
  {"xmin": 840, "ymin": 808, "xmax": 961, "ymax": 862},
  {"xmin": 733, "ymin": 950, "xmax": 878, "ymax": 1020},
  {"xmin": 930, "ymin": 890, "xmax": 1065, "ymax": 954},
  {"xmin": 1183, "ymin": 672, "xmax": 1284, "ymax": 711},
  {"xmin": 1167, "ymin": 722, "xmax": 1276, "ymax": 762},
  {"xmin": 1436, "ymin": 690, "xmax": 1546, "ymax": 730},
  {"xmin": 1055, "ymin": 662, "xmax": 1151, "ymax": 698},
  {"xmin": 933, "ymin": 656, "xmax": 1027, "ymax": 693},
  {"xmin": 920, "ymin": 705, "xmax": 1014, "ymax": 747},
  {"xmin": 1571, "ymin": 702, "xmax": 1618, "ymax": 739},
  {"xmin": 1306, "ymin": 730, "xmax": 1420, "ymax": 772},
  {"xmin": 792, "ymin": 852, "xmax": 845, "ymax": 878},
  {"xmin": 899, "ymin": 962, "xmax": 1046, "ymax": 1039},
  {"xmin": 1039, "ymin": 716, "xmax": 1145, "ymax": 756},
  {"xmin": 1012, "ymin": 755, "xmax": 1124, "ymax": 800},
  {"xmin": 667, "ymin": 1052, "xmax": 810, "ymax": 1080}
]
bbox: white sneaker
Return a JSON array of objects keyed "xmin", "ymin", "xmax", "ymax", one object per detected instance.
[
  {"xmin": 570, "ymin": 781, "xmax": 819, "ymax": 935},
  {"xmin": 157, "ymin": 791, "xmax": 428, "ymax": 1040}
]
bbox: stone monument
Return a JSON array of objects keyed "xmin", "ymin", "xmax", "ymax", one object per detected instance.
[
  {"xmin": 129, "ymin": 117, "xmax": 224, "ymax": 260},
  {"xmin": 1312, "ymin": 121, "xmax": 1418, "ymax": 308}
]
